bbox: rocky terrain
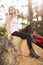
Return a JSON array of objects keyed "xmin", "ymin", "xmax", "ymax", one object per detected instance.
[{"xmin": 0, "ymin": 36, "xmax": 43, "ymax": 65}]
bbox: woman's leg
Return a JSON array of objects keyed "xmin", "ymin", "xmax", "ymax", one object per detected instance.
[
  {"xmin": 20, "ymin": 25, "xmax": 34, "ymax": 42},
  {"xmin": 11, "ymin": 31, "xmax": 40, "ymax": 58},
  {"xmin": 11, "ymin": 31, "xmax": 32, "ymax": 50},
  {"xmin": 11, "ymin": 31, "xmax": 32, "ymax": 56},
  {"xmin": 11, "ymin": 31, "xmax": 31, "ymax": 39},
  {"xmin": 21, "ymin": 25, "xmax": 33, "ymax": 34}
]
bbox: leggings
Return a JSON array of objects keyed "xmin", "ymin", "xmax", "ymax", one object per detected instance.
[
  {"xmin": 11, "ymin": 31, "xmax": 32, "ymax": 49},
  {"xmin": 11, "ymin": 25, "xmax": 33, "ymax": 49},
  {"xmin": 20, "ymin": 25, "xmax": 33, "ymax": 34}
]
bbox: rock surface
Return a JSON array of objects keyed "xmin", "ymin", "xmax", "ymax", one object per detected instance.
[{"xmin": 0, "ymin": 36, "xmax": 43, "ymax": 65}]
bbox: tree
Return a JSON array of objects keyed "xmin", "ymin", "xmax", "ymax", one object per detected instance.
[{"xmin": 28, "ymin": 0, "xmax": 33, "ymax": 23}]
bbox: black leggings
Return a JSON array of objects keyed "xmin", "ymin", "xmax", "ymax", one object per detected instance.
[
  {"xmin": 11, "ymin": 25, "xmax": 33, "ymax": 49},
  {"xmin": 11, "ymin": 31, "xmax": 32, "ymax": 49}
]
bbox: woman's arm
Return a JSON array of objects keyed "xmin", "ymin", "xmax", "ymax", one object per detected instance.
[
  {"xmin": 6, "ymin": 15, "xmax": 10, "ymax": 35},
  {"xmin": 6, "ymin": 15, "xmax": 11, "ymax": 40}
]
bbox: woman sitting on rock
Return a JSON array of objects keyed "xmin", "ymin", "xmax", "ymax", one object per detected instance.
[{"xmin": 6, "ymin": 6, "xmax": 40, "ymax": 58}]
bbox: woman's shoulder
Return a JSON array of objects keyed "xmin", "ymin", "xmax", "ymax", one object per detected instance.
[{"xmin": 6, "ymin": 15, "xmax": 11, "ymax": 20}]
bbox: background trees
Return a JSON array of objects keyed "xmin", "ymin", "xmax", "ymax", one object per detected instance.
[{"xmin": 0, "ymin": 0, "xmax": 43, "ymax": 36}]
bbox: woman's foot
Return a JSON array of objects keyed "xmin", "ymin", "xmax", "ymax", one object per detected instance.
[
  {"xmin": 30, "ymin": 53, "xmax": 40, "ymax": 59},
  {"xmin": 29, "ymin": 49, "xmax": 40, "ymax": 59}
]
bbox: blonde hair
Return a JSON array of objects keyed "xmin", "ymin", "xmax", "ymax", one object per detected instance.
[{"xmin": 9, "ymin": 6, "xmax": 16, "ymax": 14}]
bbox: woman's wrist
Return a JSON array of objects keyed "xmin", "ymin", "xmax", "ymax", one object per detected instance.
[{"xmin": 7, "ymin": 34, "xmax": 11, "ymax": 36}]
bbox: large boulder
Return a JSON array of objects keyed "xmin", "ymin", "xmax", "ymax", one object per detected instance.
[
  {"xmin": 0, "ymin": 36, "xmax": 43, "ymax": 65},
  {"xmin": 12, "ymin": 36, "xmax": 43, "ymax": 57}
]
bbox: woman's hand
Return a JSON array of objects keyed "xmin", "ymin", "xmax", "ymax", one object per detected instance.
[{"xmin": 7, "ymin": 34, "xmax": 12, "ymax": 41}]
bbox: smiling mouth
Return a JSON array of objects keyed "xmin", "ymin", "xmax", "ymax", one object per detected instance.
[{"xmin": 10, "ymin": 13, "xmax": 13, "ymax": 15}]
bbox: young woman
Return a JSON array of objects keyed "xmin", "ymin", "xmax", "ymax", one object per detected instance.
[{"xmin": 6, "ymin": 6, "xmax": 40, "ymax": 58}]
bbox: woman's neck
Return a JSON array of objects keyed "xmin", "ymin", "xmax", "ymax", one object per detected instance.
[{"xmin": 10, "ymin": 14, "xmax": 15, "ymax": 19}]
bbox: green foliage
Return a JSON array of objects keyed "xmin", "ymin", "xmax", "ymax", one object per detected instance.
[
  {"xmin": 0, "ymin": 27, "xmax": 6, "ymax": 36},
  {"xmin": 32, "ymin": 21, "xmax": 43, "ymax": 36}
]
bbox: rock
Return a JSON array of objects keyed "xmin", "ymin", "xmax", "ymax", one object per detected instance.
[
  {"xmin": 11, "ymin": 36, "xmax": 43, "ymax": 57},
  {"xmin": 0, "ymin": 36, "xmax": 43, "ymax": 65}
]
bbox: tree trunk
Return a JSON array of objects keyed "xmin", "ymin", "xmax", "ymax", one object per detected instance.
[{"xmin": 28, "ymin": 0, "xmax": 33, "ymax": 23}]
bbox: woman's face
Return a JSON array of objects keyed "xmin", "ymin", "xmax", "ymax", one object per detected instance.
[{"xmin": 9, "ymin": 7, "xmax": 15, "ymax": 15}]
